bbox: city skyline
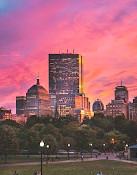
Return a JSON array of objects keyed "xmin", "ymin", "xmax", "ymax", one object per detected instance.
[{"xmin": 1, "ymin": 0, "xmax": 137, "ymax": 113}]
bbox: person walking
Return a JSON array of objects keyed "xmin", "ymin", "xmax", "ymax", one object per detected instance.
[
  {"xmin": 13, "ymin": 171, "xmax": 18, "ymax": 175},
  {"xmin": 97, "ymin": 172, "xmax": 103, "ymax": 175}
]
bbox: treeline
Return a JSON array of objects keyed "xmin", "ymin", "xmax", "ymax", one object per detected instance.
[{"xmin": 0, "ymin": 114, "xmax": 137, "ymax": 158}]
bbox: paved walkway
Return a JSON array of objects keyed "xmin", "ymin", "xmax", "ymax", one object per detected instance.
[{"xmin": 1, "ymin": 154, "xmax": 137, "ymax": 167}]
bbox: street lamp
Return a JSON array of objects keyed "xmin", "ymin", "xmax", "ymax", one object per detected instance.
[
  {"xmin": 89, "ymin": 143, "xmax": 93, "ymax": 157},
  {"xmin": 67, "ymin": 144, "xmax": 70, "ymax": 159},
  {"xmin": 111, "ymin": 138, "xmax": 115, "ymax": 154},
  {"xmin": 103, "ymin": 143, "xmax": 106, "ymax": 154},
  {"xmin": 46, "ymin": 145, "xmax": 49, "ymax": 164},
  {"xmin": 40, "ymin": 141, "xmax": 44, "ymax": 175},
  {"xmin": 125, "ymin": 144, "xmax": 128, "ymax": 151}
]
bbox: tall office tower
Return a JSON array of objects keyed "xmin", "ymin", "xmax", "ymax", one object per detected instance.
[
  {"xmin": 16, "ymin": 96, "xmax": 26, "ymax": 115},
  {"xmin": 49, "ymin": 53, "xmax": 84, "ymax": 116},
  {"xmin": 25, "ymin": 77, "xmax": 51, "ymax": 117},
  {"xmin": 115, "ymin": 85, "xmax": 128, "ymax": 103},
  {"xmin": 92, "ymin": 99, "xmax": 104, "ymax": 113}
]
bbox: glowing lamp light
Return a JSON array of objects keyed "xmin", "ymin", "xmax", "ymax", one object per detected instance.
[
  {"xmin": 111, "ymin": 138, "xmax": 115, "ymax": 144},
  {"xmin": 40, "ymin": 141, "xmax": 44, "ymax": 147},
  {"xmin": 89, "ymin": 143, "xmax": 92, "ymax": 146}
]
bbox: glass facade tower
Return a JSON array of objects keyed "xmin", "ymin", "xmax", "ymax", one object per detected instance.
[{"xmin": 49, "ymin": 53, "xmax": 84, "ymax": 116}]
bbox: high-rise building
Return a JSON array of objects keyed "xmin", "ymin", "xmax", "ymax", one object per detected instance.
[
  {"xmin": 16, "ymin": 96, "xmax": 26, "ymax": 115},
  {"xmin": 115, "ymin": 85, "xmax": 128, "ymax": 103},
  {"xmin": 92, "ymin": 99, "xmax": 104, "ymax": 113},
  {"xmin": 106, "ymin": 83, "xmax": 128, "ymax": 118},
  {"xmin": 49, "ymin": 53, "xmax": 84, "ymax": 116},
  {"xmin": 25, "ymin": 77, "xmax": 51, "ymax": 117}
]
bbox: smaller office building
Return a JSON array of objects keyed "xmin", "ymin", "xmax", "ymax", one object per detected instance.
[{"xmin": 0, "ymin": 107, "xmax": 12, "ymax": 120}]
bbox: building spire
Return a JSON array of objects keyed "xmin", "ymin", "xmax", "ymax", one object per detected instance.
[{"xmin": 37, "ymin": 73, "xmax": 40, "ymax": 85}]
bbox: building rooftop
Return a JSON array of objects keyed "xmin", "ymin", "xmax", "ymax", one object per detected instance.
[
  {"xmin": 128, "ymin": 144, "xmax": 137, "ymax": 149},
  {"xmin": 28, "ymin": 77, "xmax": 48, "ymax": 93}
]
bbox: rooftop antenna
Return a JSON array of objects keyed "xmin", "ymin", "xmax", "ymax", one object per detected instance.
[{"xmin": 37, "ymin": 72, "xmax": 40, "ymax": 85}]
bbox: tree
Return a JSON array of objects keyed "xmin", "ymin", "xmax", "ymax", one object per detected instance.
[
  {"xmin": 0, "ymin": 125, "xmax": 19, "ymax": 161},
  {"xmin": 74, "ymin": 127, "xmax": 96, "ymax": 151},
  {"xmin": 90, "ymin": 115, "xmax": 114, "ymax": 132},
  {"xmin": 61, "ymin": 121, "xmax": 79, "ymax": 137},
  {"xmin": 60, "ymin": 136, "xmax": 76, "ymax": 150},
  {"xmin": 124, "ymin": 120, "xmax": 137, "ymax": 143},
  {"xmin": 105, "ymin": 130, "xmax": 129, "ymax": 151},
  {"xmin": 25, "ymin": 115, "xmax": 40, "ymax": 128},
  {"xmin": 26, "ymin": 128, "xmax": 40, "ymax": 154},
  {"xmin": 0, "ymin": 119, "xmax": 20, "ymax": 128},
  {"xmin": 43, "ymin": 134, "xmax": 59, "ymax": 155}
]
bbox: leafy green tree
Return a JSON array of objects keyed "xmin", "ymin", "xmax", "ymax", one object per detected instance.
[
  {"xmin": 52, "ymin": 116, "xmax": 78, "ymax": 128},
  {"xmin": 42, "ymin": 123, "xmax": 62, "ymax": 141},
  {"xmin": 60, "ymin": 136, "xmax": 76, "ymax": 150},
  {"xmin": 105, "ymin": 130, "xmax": 129, "ymax": 151},
  {"xmin": 0, "ymin": 125, "xmax": 19, "ymax": 161},
  {"xmin": 61, "ymin": 121, "xmax": 79, "ymax": 137},
  {"xmin": 43, "ymin": 134, "xmax": 59, "ymax": 155},
  {"xmin": 74, "ymin": 127, "xmax": 96, "ymax": 151},
  {"xmin": 124, "ymin": 120, "xmax": 137, "ymax": 143},
  {"xmin": 90, "ymin": 115, "xmax": 114, "ymax": 132},
  {"xmin": 26, "ymin": 128, "xmax": 40, "ymax": 154},
  {"xmin": 25, "ymin": 115, "xmax": 40, "ymax": 128},
  {"xmin": 0, "ymin": 119, "xmax": 20, "ymax": 128},
  {"xmin": 114, "ymin": 115, "xmax": 126, "ymax": 132}
]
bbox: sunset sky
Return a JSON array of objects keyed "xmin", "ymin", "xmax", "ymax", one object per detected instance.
[{"xmin": 1, "ymin": 0, "xmax": 137, "ymax": 113}]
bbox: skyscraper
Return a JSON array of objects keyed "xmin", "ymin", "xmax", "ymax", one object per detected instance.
[
  {"xmin": 25, "ymin": 77, "xmax": 51, "ymax": 117},
  {"xmin": 106, "ymin": 83, "xmax": 128, "ymax": 118},
  {"xmin": 115, "ymin": 85, "xmax": 128, "ymax": 103},
  {"xmin": 16, "ymin": 96, "xmax": 26, "ymax": 115},
  {"xmin": 49, "ymin": 53, "xmax": 84, "ymax": 116}
]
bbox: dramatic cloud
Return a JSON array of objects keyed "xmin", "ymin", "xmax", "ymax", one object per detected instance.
[{"xmin": 1, "ymin": 0, "xmax": 137, "ymax": 113}]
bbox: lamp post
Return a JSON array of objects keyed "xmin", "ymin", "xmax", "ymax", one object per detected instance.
[
  {"xmin": 40, "ymin": 141, "xmax": 44, "ymax": 175},
  {"xmin": 89, "ymin": 143, "xmax": 93, "ymax": 158},
  {"xmin": 125, "ymin": 144, "xmax": 128, "ymax": 151},
  {"xmin": 111, "ymin": 138, "xmax": 115, "ymax": 154},
  {"xmin": 67, "ymin": 144, "xmax": 70, "ymax": 159},
  {"xmin": 103, "ymin": 143, "xmax": 106, "ymax": 154},
  {"xmin": 46, "ymin": 145, "xmax": 49, "ymax": 164}
]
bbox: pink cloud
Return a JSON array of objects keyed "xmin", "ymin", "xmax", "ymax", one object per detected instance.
[{"xmin": 1, "ymin": 0, "xmax": 137, "ymax": 112}]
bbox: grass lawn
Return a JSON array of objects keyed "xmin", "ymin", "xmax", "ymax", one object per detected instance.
[
  {"xmin": 0, "ymin": 155, "xmax": 79, "ymax": 163},
  {"xmin": 1, "ymin": 160, "xmax": 137, "ymax": 175}
]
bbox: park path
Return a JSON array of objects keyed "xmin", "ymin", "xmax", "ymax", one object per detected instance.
[{"xmin": 0, "ymin": 154, "xmax": 137, "ymax": 167}]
